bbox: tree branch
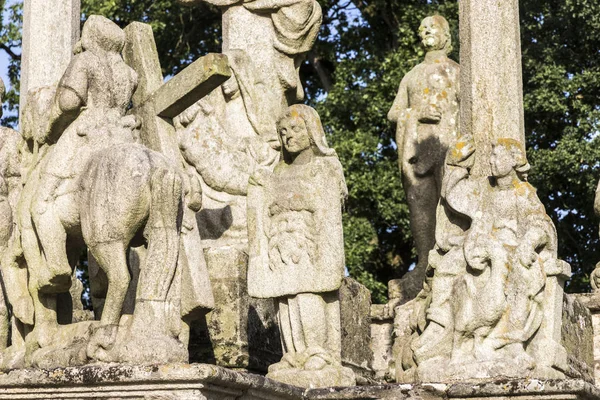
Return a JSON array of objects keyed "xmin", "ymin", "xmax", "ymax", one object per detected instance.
[
  {"xmin": 0, "ymin": 44, "xmax": 21, "ymax": 61},
  {"xmin": 307, "ymin": 51, "xmax": 333, "ymax": 92}
]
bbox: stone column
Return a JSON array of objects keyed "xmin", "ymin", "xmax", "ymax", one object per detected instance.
[
  {"xmin": 457, "ymin": 0, "xmax": 570, "ymax": 379},
  {"xmin": 20, "ymin": 0, "xmax": 80, "ymax": 118},
  {"xmin": 459, "ymin": 0, "xmax": 524, "ymax": 177}
]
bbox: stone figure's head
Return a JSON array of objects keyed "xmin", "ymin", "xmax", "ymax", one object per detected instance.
[
  {"xmin": 80, "ymin": 15, "xmax": 126, "ymax": 55},
  {"xmin": 490, "ymin": 138, "xmax": 530, "ymax": 180},
  {"xmin": 277, "ymin": 104, "xmax": 348, "ymax": 199},
  {"xmin": 418, "ymin": 15, "xmax": 452, "ymax": 54},
  {"xmin": 277, "ymin": 104, "xmax": 336, "ymax": 162}
]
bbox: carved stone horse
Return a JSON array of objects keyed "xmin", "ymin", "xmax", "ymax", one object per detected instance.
[{"xmin": 20, "ymin": 139, "xmax": 187, "ymax": 365}]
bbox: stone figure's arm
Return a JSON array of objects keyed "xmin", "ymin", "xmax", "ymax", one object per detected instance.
[
  {"xmin": 179, "ymin": 124, "xmax": 254, "ymax": 196},
  {"xmin": 443, "ymin": 137, "xmax": 479, "ymax": 219},
  {"xmin": 244, "ymin": 0, "xmax": 309, "ymax": 11},
  {"xmin": 314, "ymin": 162, "xmax": 345, "ymax": 291},
  {"xmin": 388, "ymin": 76, "xmax": 409, "ymax": 123},
  {"xmin": 46, "ymin": 55, "xmax": 89, "ymax": 144},
  {"xmin": 517, "ymin": 225, "xmax": 549, "ymax": 268},
  {"xmin": 389, "ymin": 77, "xmax": 409, "ymax": 174}
]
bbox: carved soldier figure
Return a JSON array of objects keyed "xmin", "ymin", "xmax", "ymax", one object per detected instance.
[
  {"xmin": 247, "ymin": 105, "xmax": 355, "ymax": 388},
  {"xmin": 29, "ymin": 15, "xmax": 139, "ymax": 291},
  {"xmin": 388, "ymin": 15, "xmax": 459, "ymax": 300}
]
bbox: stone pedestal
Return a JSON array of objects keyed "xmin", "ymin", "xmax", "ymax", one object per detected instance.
[
  {"xmin": 189, "ymin": 247, "xmax": 281, "ymax": 372},
  {"xmin": 370, "ymin": 304, "xmax": 394, "ymax": 381},
  {"xmin": 339, "ymin": 278, "xmax": 373, "ymax": 381},
  {"xmin": 572, "ymin": 293, "xmax": 600, "ymax": 385},
  {"xmin": 305, "ymin": 379, "xmax": 600, "ymax": 400},
  {"xmin": 0, "ymin": 364, "xmax": 302, "ymax": 399},
  {"xmin": 1, "ymin": 368, "xmax": 597, "ymax": 400}
]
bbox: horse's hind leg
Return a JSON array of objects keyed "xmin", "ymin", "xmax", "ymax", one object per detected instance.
[
  {"xmin": 89, "ymin": 241, "xmax": 129, "ymax": 327},
  {"xmin": 86, "ymin": 241, "xmax": 129, "ymax": 361},
  {"xmin": 31, "ymin": 194, "xmax": 71, "ymax": 292}
]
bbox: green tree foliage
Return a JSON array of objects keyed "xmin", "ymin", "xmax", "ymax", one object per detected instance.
[
  {"xmin": 1, "ymin": 0, "xmax": 599, "ymax": 302},
  {"xmin": 0, "ymin": 0, "xmax": 22, "ymax": 126}
]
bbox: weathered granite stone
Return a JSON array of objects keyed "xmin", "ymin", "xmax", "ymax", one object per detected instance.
[
  {"xmin": 370, "ymin": 282, "xmax": 405, "ymax": 381},
  {"xmin": 370, "ymin": 313, "xmax": 394, "ymax": 381},
  {"xmin": 189, "ymin": 246, "xmax": 282, "ymax": 372},
  {"xmin": 562, "ymin": 294, "xmax": 594, "ymax": 382},
  {"xmin": 304, "ymin": 379, "xmax": 600, "ymax": 400},
  {"xmin": 0, "ymin": 79, "xmax": 24, "ymax": 352},
  {"xmin": 339, "ymin": 278, "xmax": 373, "ymax": 380},
  {"xmin": 2, "ymin": 15, "xmax": 230, "ymax": 370},
  {"xmin": 391, "ymin": 0, "xmax": 572, "ymax": 383},
  {"xmin": 387, "ymin": 15, "xmax": 460, "ymax": 302},
  {"xmin": 572, "ymin": 293, "xmax": 600, "ymax": 385},
  {"xmin": 247, "ymin": 105, "xmax": 355, "ymax": 388},
  {"xmin": 0, "ymin": 368, "xmax": 599, "ymax": 400},
  {"xmin": 0, "ymin": 363, "xmax": 304, "ymax": 399},
  {"xmin": 20, "ymin": 0, "xmax": 80, "ymax": 121},
  {"xmin": 406, "ymin": 136, "xmax": 570, "ymax": 382}
]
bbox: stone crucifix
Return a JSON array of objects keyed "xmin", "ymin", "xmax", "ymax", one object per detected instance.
[{"xmin": 398, "ymin": 0, "xmax": 572, "ymax": 382}]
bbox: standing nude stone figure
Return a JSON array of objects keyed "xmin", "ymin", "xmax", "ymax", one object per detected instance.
[
  {"xmin": 247, "ymin": 105, "xmax": 355, "ymax": 388},
  {"xmin": 388, "ymin": 15, "xmax": 459, "ymax": 300}
]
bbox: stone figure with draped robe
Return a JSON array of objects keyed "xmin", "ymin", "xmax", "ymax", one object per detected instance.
[{"xmin": 247, "ymin": 104, "xmax": 355, "ymax": 388}]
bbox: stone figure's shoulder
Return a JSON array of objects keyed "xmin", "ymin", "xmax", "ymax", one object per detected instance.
[
  {"xmin": 0, "ymin": 126, "xmax": 20, "ymax": 148},
  {"xmin": 404, "ymin": 64, "xmax": 422, "ymax": 79},
  {"xmin": 313, "ymin": 156, "xmax": 341, "ymax": 177},
  {"xmin": 445, "ymin": 57, "xmax": 460, "ymax": 70},
  {"xmin": 69, "ymin": 51, "xmax": 97, "ymax": 73}
]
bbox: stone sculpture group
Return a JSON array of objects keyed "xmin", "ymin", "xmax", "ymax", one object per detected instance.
[{"xmin": 0, "ymin": 0, "xmax": 592, "ymax": 393}]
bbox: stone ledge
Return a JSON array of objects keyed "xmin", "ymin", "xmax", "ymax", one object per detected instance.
[
  {"xmin": 0, "ymin": 366, "xmax": 598, "ymax": 400},
  {"xmin": 305, "ymin": 379, "xmax": 600, "ymax": 400},
  {"xmin": 0, "ymin": 363, "xmax": 302, "ymax": 399}
]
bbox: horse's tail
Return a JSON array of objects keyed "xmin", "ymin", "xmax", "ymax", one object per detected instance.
[{"xmin": 139, "ymin": 166, "xmax": 183, "ymax": 302}]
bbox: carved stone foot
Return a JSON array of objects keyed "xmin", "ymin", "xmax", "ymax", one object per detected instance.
[
  {"xmin": 0, "ymin": 345, "xmax": 26, "ymax": 371},
  {"xmin": 88, "ymin": 301, "xmax": 188, "ymax": 364},
  {"xmin": 29, "ymin": 321, "xmax": 98, "ymax": 369},
  {"xmin": 86, "ymin": 324, "xmax": 119, "ymax": 362}
]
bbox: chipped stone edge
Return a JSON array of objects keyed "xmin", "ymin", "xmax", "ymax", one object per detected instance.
[
  {"xmin": 0, "ymin": 363, "xmax": 304, "ymax": 399},
  {"xmin": 1, "ymin": 367, "xmax": 599, "ymax": 400},
  {"xmin": 304, "ymin": 379, "xmax": 600, "ymax": 400}
]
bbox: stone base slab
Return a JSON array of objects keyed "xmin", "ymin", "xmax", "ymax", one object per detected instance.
[
  {"xmin": 0, "ymin": 364, "xmax": 302, "ymax": 400},
  {"xmin": 307, "ymin": 379, "xmax": 600, "ymax": 400},
  {"xmin": 0, "ymin": 365, "xmax": 598, "ymax": 400}
]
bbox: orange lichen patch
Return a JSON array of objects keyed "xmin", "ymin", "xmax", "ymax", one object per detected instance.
[
  {"xmin": 512, "ymin": 179, "xmax": 529, "ymax": 196},
  {"xmin": 423, "ymin": 87, "xmax": 430, "ymax": 94},
  {"xmin": 496, "ymin": 137, "xmax": 523, "ymax": 151},
  {"xmin": 290, "ymin": 109, "xmax": 300, "ymax": 118},
  {"xmin": 440, "ymin": 90, "xmax": 448, "ymax": 99},
  {"xmin": 450, "ymin": 140, "xmax": 469, "ymax": 159}
]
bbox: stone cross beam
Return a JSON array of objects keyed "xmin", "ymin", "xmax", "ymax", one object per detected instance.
[
  {"xmin": 123, "ymin": 22, "xmax": 231, "ymax": 162},
  {"xmin": 459, "ymin": 0, "xmax": 525, "ymax": 177},
  {"xmin": 20, "ymin": 0, "xmax": 80, "ymax": 121}
]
